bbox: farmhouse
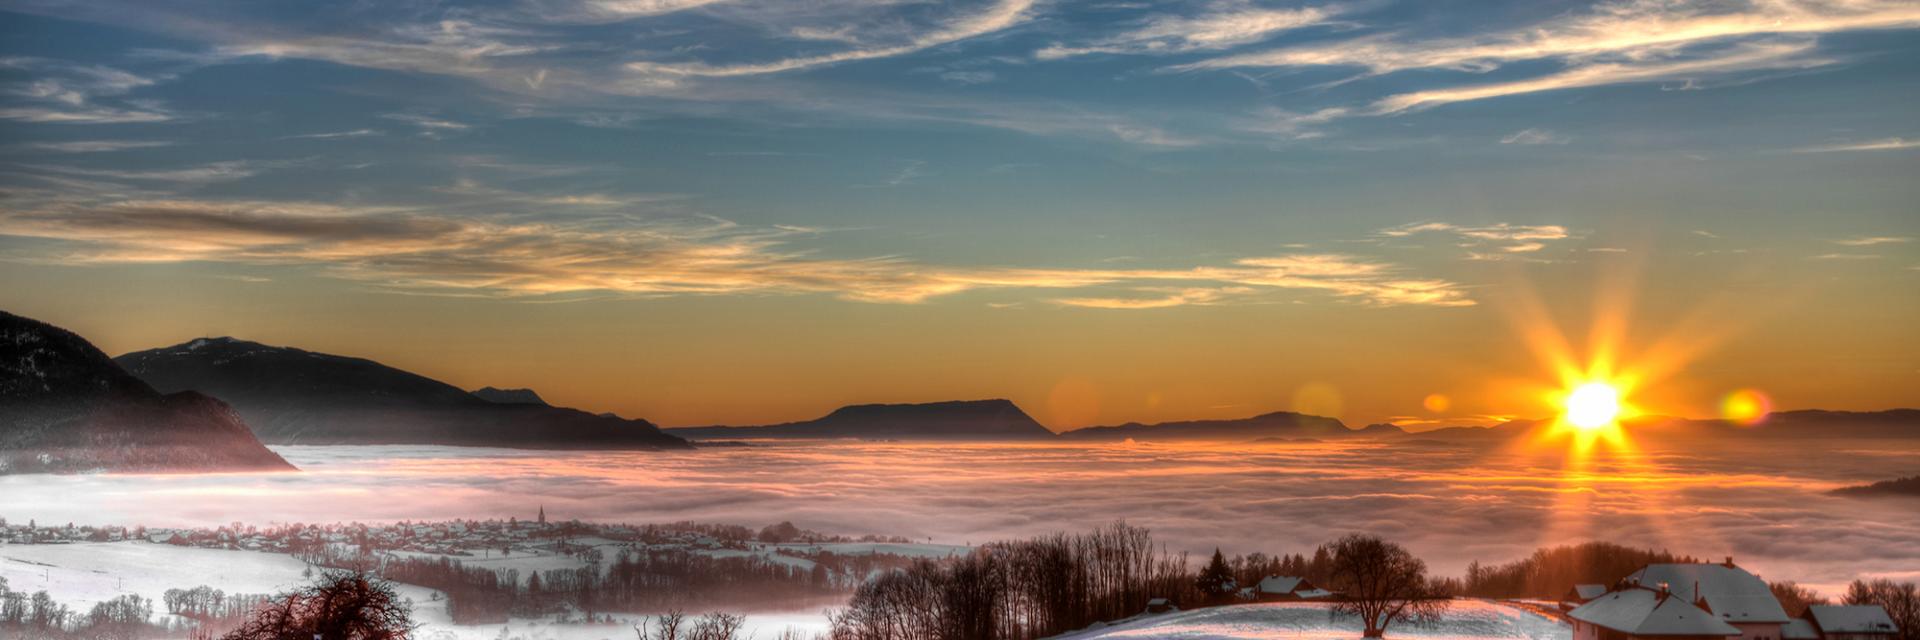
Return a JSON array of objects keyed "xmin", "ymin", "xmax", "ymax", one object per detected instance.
[
  {"xmin": 1250, "ymin": 575, "xmax": 1332, "ymax": 601},
  {"xmin": 1567, "ymin": 583, "xmax": 1609, "ymax": 604},
  {"xmin": 1569, "ymin": 560, "xmax": 1900, "ymax": 640},
  {"xmin": 1805, "ymin": 605, "xmax": 1900, "ymax": 640},
  {"xmin": 1570, "ymin": 560, "xmax": 1790, "ymax": 640},
  {"xmin": 1570, "ymin": 584, "xmax": 1744, "ymax": 640}
]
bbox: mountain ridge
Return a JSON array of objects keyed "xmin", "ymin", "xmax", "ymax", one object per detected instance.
[
  {"xmin": 667, "ymin": 399, "xmax": 1058, "ymax": 441},
  {"xmin": 115, "ymin": 337, "xmax": 690, "ymax": 451},
  {"xmin": 1, "ymin": 312, "xmax": 295, "ymax": 474}
]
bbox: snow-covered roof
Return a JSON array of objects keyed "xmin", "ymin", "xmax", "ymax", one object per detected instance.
[
  {"xmin": 1568, "ymin": 587, "xmax": 1742, "ymax": 637},
  {"xmin": 1572, "ymin": 584, "xmax": 1609, "ymax": 600},
  {"xmin": 1257, "ymin": 576, "xmax": 1305, "ymax": 594},
  {"xmin": 1626, "ymin": 563, "xmax": 1790, "ymax": 623},
  {"xmin": 1809, "ymin": 605, "xmax": 1899, "ymax": 634},
  {"xmin": 1782, "ymin": 618, "xmax": 1820, "ymax": 640}
]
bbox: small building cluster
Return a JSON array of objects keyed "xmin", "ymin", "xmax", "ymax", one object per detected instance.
[
  {"xmin": 1565, "ymin": 558, "xmax": 1899, "ymax": 640},
  {"xmin": 1243, "ymin": 575, "xmax": 1336, "ymax": 602}
]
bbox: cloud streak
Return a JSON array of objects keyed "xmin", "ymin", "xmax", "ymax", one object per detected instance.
[
  {"xmin": 22, "ymin": 139, "xmax": 174, "ymax": 152},
  {"xmin": 0, "ymin": 196, "xmax": 1476, "ymax": 307},
  {"xmin": 1380, "ymin": 221, "xmax": 1572, "ymax": 255},
  {"xmin": 1037, "ymin": 1, "xmax": 1338, "ymax": 60},
  {"xmin": 626, "ymin": 0, "xmax": 1037, "ymax": 80},
  {"xmin": 1178, "ymin": 0, "xmax": 1920, "ymax": 74},
  {"xmin": 1793, "ymin": 137, "xmax": 1920, "ymax": 153}
]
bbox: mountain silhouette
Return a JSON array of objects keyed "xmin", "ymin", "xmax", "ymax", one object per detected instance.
[
  {"xmin": 472, "ymin": 387, "xmax": 548, "ymax": 405},
  {"xmin": 1, "ymin": 311, "xmax": 294, "ymax": 474},
  {"xmin": 668, "ymin": 399, "xmax": 1057, "ymax": 441},
  {"xmin": 1057, "ymin": 410, "xmax": 1388, "ymax": 442},
  {"xmin": 116, "ymin": 338, "xmax": 689, "ymax": 450}
]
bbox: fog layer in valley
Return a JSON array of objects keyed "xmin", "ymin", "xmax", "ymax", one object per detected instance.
[{"xmin": 3, "ymin": 439, "xmax": 1915, "ymax": 596}]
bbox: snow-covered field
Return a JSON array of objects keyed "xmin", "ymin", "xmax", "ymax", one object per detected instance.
[
  {"xmin": 1053, "ymin": 601, "xmax": 1569, "ymax": 640},
  {"xmin": 1, "ymin": 541, "xmax": 320, "ymax": 613},
  {"xmin": 0, "ymin": 541, "xmax": 825, "ymax": 639}
]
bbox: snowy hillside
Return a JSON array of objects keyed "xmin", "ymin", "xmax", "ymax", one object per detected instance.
[{"xmin": 1052, "ymin": 600, "xmax": 1569, "ymax": 640}]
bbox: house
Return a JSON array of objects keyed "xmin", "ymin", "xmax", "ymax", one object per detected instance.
[
  {"xmin": 1570, "ymin": 584, "xmax": 1744, "ymax": 640},
  {"xmin": 1146, "ymin": 597, "xmax": 1176, "ymax": 614},
  {"xmin": 1252, "ymin": 576, "xmax": 1323, "ymax": 601},
  {"xmin": 1569, "ymin": 560, "xmax": 1791, "ymax": 640},
  {"xmin": 1805, "ymin": 605, "xmax": 1899, "ymax": 640},
  {"xmin": 1567, "ymin": 584, "xmax": 1610, "ymax": 604}
]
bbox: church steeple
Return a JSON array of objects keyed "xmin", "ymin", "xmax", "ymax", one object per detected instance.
[{"xmin": 537, "ymin": 505, "xmax": 546, "ymax": 525}]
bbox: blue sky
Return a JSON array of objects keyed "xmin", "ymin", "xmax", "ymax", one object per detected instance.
[{"xmin": 1, "ymin": 0, "xmax": 1915, "ymax": 426}]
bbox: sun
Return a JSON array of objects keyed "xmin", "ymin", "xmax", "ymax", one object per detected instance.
[{"xmin": 1563, "ymin": 382, "xmax": 1622, "ymax": 429}]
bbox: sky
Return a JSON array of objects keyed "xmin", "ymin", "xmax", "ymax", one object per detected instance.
[{"xmin": 0, "ymin": 0, "xmax": 1915, "ymax": 429}]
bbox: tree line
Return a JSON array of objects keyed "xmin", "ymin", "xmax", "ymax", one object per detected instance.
[
  {"xmin": 376, "ymin": 545, "xmax": 909, "ymax": 624},
  {"xmin": 825, "ymin": 523, "xmax": 1450, "ymax": 640}
]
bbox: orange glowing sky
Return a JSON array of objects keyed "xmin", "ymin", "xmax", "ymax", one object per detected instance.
[
  {"xmin": 3, "ymin": 0, "xmax": 1917, "ymax": 429},
  {"xmin": 5, "ymin": 240, "xmax": 1914, "ymax": 430}
]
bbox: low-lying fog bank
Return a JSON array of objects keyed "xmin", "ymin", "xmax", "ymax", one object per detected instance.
[{"xmin": 3, "ymin": 438, "xmax": 1915, "ymax": 595}]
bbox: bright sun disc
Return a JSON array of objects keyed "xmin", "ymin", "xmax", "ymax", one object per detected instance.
[{"xmin": 1564, "ymin": 382, "xmax": 1621, "ymax": 429}]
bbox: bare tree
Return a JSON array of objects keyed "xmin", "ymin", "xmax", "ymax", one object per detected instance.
[
  {"xmin": 1325, "ymin": 534, "xmax": 1447, "ymax": 638},
  {"xmin": 636, "ymin": 610, "xmax": 687, "ymax": 640},
  {"xmin": 221, "ymin": 571, "xmax": 412, "ymax": 640},
  {"xmin": 1844, "ymin": 579, "xmax": 1919, "ymax": 640},
  {"xmin": 1770, "ymin": 581, "xmax": 1829, "ymax": 617},
  {"xmin": 689, "ymin": 612, "xmax": 747, "ymax": 640}
]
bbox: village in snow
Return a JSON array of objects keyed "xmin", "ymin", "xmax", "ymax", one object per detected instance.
[{"xmin": 2, "ymin": 508, "xmax": 1909, "ymax": 640}]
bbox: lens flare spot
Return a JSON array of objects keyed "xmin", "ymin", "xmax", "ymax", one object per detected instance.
[
  {"xmin": 1423, "ymin": 393, "xmax": 1450, "ymax": 413},
  {"xmin": 1723, "ymin": 389, "xmax": 1771, "ymax": 426},
  {"xmin": 1292, "ymin": 383, "xmax": 1344, "ymax": 419},
  {"xmin": 1564, "ymin": 382, "xmax": 1621, "ymax": 429}
]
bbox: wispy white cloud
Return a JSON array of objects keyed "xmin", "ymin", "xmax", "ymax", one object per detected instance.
[
  {"xmin": 938, "ymin": 70, "xmax": 998, "ymax": 85},
  {"xmin": 1499, "ymin": 128, "xmax": 1571, "ymax": 145},
  {"xmin": 0, "ymin": 197, "xmax": 1477, "ymax": 307},
  {"xmin": 1172, "ymin": 0, "xmax": 1916, "ymax": 119},
  {"xmin": 24, "ymin": 161, "xmax": 264, "ymax": 183},
  {"xmin": 1178, "ymin": 0, "xmax": 1920, "ymax": 75},
  {"xmin": 22, "ymin": 139, "xmax": 174, "ymax": 153},
  {"xmin": 625, "ymin": 0, "xmax": 1037, "ymax": 80},
  {"xmin": 548, "ymin": 0, "xmax": 735, "ymax": 22},
  {"xmin": 1792, "ymin": 137, "xmax": 1920, "ymax": 153},
  {"xmin": 1037, "ymin": 1, "xmax": 1338, "ymax": 60},
  {"xmin": 1810, "ymin": 253, "xmax": 1882, "ymax": 260},
  {"xmin": 381, "ymin": 113, "xmax": 469, "ymax": 131},
  {"xmin": 1830, "ymin": 236, "xmax": 1911, "ymax": 246},
  {"xmin": 0, "ymin": 105, "xmax": 174, "ymax": 124},
  {"xmin": 1379, "ymin": 221, "xmax": 1571, "ymax": 254},
  {"xmin": 0, "ymin": 57, "xmax": 177, "ymax": 124},
  {"xmin": 1054, "ymin": 286, "xmax": 1249, "ymax": 309},
  {"xmin": 280, "ymin": 129, "xmax": 381, "ymax": 140},
  {"xmin": 1367, "ymin": 39, "xmax": 1829, "ymax": 114}
]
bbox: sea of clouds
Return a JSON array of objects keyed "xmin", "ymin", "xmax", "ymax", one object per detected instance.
[{"xmin": 2, "ymin": 438, "xmax": 1915, "ymax": 597}]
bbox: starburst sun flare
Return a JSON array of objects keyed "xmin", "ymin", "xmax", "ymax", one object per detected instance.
[{"xmin": 1563, "ymin": 382, "xmax": 1623, "ymax": 430}]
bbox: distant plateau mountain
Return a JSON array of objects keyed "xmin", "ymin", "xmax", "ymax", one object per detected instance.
[{"xmin": 668, "ymin": 399, "xmax": 1058, "ymax": 441}]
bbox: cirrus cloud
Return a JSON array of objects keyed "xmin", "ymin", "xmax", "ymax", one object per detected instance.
[{"xmin": 0, "ymin": 195, "xmax": 1477, "ymax": 308}]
